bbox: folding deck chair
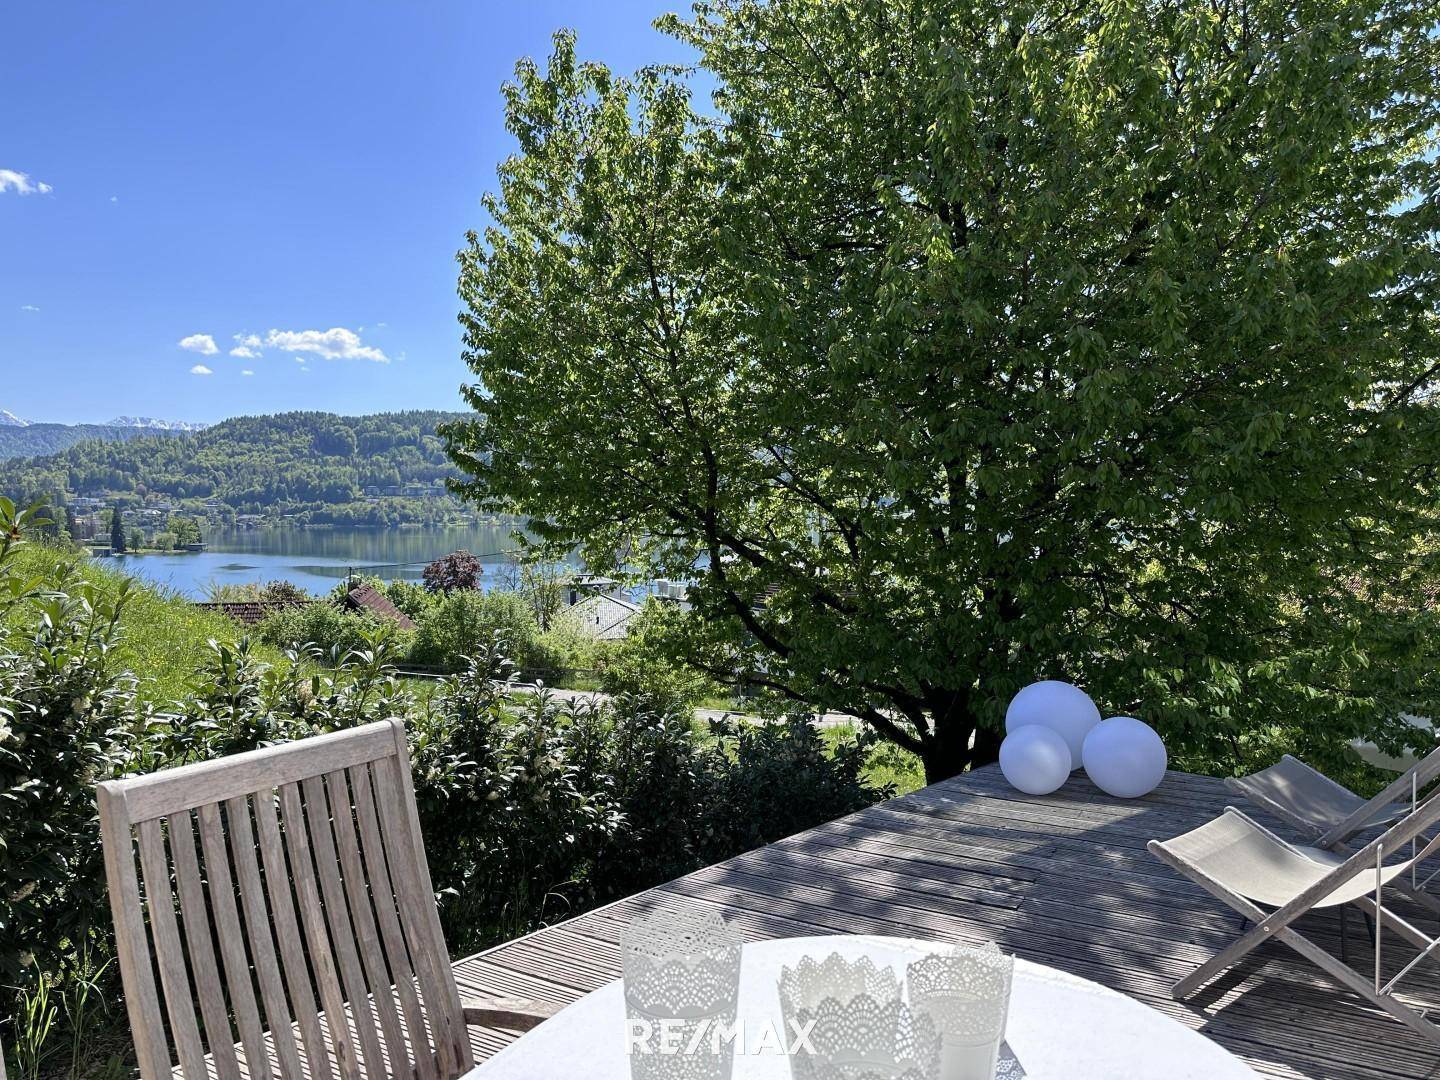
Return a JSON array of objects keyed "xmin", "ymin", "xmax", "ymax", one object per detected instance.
[
  {"xmin": 1150, "ymin": 796, "xmax": 1440, "ymax": 1045},
  {"xmin": 1227, "ymin": 745, "xmax": 1440, "ymax": 916}
]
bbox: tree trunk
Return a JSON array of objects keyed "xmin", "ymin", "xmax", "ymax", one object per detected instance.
[
  {"xmin": 971, "ymin": 724, "xmax": 1002, "ymax": 768},
  {"xmin": 920, "ymin": 716, "xmax": 978, "ymax": 786}
]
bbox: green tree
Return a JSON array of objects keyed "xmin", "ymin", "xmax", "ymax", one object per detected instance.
[
  {"xmin": 448, "ymin": 10, "xmax": 1440, "ymax": 782},
  {"xmin": 108, "ymin": 503, "xmax": 126, "ymax": 554},
  {"xmin": 169, "ymin": 515, "xmax": 202, "ymax": 546}
]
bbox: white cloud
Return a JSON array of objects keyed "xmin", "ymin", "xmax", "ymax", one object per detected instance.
[
  {"xmin": 234, "ymin": 333, "xmax": 262, "ymax": 348},
  {"xmin": 241, "ymin": 369, "xmax": 255, "ymax": 377},
  {"xmin": 230, "ymin": 346, "xmax": 260, "ymax": 359},
  {"xmin": 109, "ymin": 195, "xmax": 118, "ymax": 204},
  {"xmin": 179, "ymin": 333, "xmax": 219, "ymax": 355},
  {"xmin": 263, "ymin": 327, "xmax": 388, "ymax": 363},
  {"xmin": 0, "ymin": 169, "xmax": 53, "ymax": 196},
  {"xmin": 19, "ymin": 305, "xmax": 39, "ymax": 313},
  {"xmin": 190, "ymin": 364, "xmax": 214, "ymax": 376}
]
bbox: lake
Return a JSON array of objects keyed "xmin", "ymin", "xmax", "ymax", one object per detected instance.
[{"xmin": 106, "ymin": 525, "xmax": 543, "ymax": 598}]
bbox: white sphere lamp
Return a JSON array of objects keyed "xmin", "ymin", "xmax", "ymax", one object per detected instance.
[
  {"xmin": 1004, "ymin": 680, "xmax": 1102, "ymax": 771},
  {"xmin": 999, "ymin": 725, "xmax": 1072, "ymax": 796},
  {"xmin": 1082, "ymin": 716, "xmax": 1168, "ymax": 798}
]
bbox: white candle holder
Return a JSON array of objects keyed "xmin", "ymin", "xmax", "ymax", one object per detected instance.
[
  {"xmin": 622, "ymin": 902, "xmax": 742, "ymax": 1080},
  {"xmin": 907, "ymin": 944, "xmax": 1015, "ymax": 1080},
  {"xmin": 779, "ymin": 953, "xmax": 940, "ymax": 1080}
]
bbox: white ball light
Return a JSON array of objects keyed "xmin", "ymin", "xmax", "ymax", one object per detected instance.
[
  {"xmin": 1082, "ymin": 716, "xmax": 1168, "ymax": 799},
  {"xmin": 999, "ymin": 725, "xmax": 1073, "ymax": 796},
  {"xmin": 1004, "ymin": 680, "xmax": 1102, "ymax": 771}
]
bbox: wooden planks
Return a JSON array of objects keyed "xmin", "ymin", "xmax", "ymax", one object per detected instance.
[{"xmin": 455, "ymin": 767, "xmax": 1440, "ymax": 1080}]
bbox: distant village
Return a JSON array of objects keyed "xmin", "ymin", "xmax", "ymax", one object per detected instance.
[{"xmin": 62, "ymin": 480, "xmax": 489, "ymax": 556}]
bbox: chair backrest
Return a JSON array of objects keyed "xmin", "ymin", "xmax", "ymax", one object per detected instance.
[
  {"xmin": 1224, "ymin": 755, "xmax": 1372, "ymax": 836},
  {"xmin": 98, "ymin": 719, "xmax": 472, "ymax": 1080}
]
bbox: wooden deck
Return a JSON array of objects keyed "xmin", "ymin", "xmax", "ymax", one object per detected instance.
[{"xmin": 454, "ymin": 765, "xmax": 1440, "ymax": 1079}]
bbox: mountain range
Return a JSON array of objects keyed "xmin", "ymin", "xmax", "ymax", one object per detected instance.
[{"xmin": 0, "ymin": 413, "xmax": 208, "ymax": 459}]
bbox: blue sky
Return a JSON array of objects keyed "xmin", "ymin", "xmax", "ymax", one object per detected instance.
[{"xmin": 1, "ymin": 2, "xmax": 694, "ymax": 425}]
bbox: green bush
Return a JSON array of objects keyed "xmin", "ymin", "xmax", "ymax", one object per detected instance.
[
  {"xmin": 255, "ymin": 600, "xmax": 406, "ymax": 663},
  {"xmin": 413, "ymin": 648, "xmax": 624, "ymax": 945},
  {"xmin": 694, "ymin": 716, "xmax": 883, "ymax": 862},
  {"xmin": 598, "ymin": 599, "xmax": 718, "ymax": 712},
  {"xmin": 409, "ymin": 589, "xmax": 539, "ymax": 672},
  {"xmin": 526, "ymin": 609, "xmax": 598, "ymax": 678},
  {"xmin": 380, "ymin": 578, "xmax": 436, "ymax": 620},
  {"xmin": 0, "ymin": 505, "xmax": 134, "ymax": 984}
]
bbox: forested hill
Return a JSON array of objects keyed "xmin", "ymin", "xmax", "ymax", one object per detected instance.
[
  {"xmin": 0, "ymin": 421, "xmax": 189, "ymax": 460},
  {"xmin": 0, "ymin": 410, "xmax": 476, "ymax": 525}
]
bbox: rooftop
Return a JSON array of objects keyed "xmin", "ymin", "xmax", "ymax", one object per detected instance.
[
  {"xmin": 192, "ymin": 599, "xmax": 308, "ymax": 625},
  {"xmin": 455, "ymin": 765, "xmax": 1440, "ymax": 1079}
]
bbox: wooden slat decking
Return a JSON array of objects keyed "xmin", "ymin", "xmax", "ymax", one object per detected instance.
[{"xmin": 454, "ymin": 765, "xmax": 1440, "ymax": 1080}]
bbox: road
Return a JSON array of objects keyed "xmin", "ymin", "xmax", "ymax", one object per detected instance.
[{"xmin": 510, "ymin": 683, "xmax": 861, "ymax": 729}]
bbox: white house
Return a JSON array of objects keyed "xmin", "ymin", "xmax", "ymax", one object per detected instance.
[{"xmin": 568, "ymin": 591, "xmax": 640, "ymax": 640}]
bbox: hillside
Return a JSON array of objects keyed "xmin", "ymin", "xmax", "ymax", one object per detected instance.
[
  {"xmin": 6, "ymin": 541, "xmax": 277, "ymax": 703},
  {"xmin": 0, "ymin": 410, "xmax": 477, "ymax": 526},
  {"xmin": 0, "ymin": 421, "xmax": 192, "ymax": 460}
]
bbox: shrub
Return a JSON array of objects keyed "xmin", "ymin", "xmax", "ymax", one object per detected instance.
[
  {"xmin": 526, "ymin": 609, "xmax": 598, "ymax": 679},
  {"xmin": 213, "ymin": 579, "xmax": 313, "ymax": 604},
  {"xmin": 411, "ymin": 643, "xmax": 622, "ymax": 947},
  {"xmin": 582, "ymin": 693, "xmax": 703, "ymax": 895},
  {"xmin": 257, "ymin": 579, "xmax": 310, "ymax": 604},
  {"xmin": 380, "ymin": 578, "xmax": 436, "ymax": 620},
  {"xmin": 254, "ymin": 600, "xmax": 396, "ymax": 662},
  {"xmin": 693, "ymin": 715, "xmax": 885, "ymax": 863},
  {"xmin": 598, "ymin": 599, "xmax": 718, "ymax": 712},
  {"xmin": 409, "ymin": 589, "xmax": 538, "ymax": 672},
  {"xmin": 0, "ymin": 501, "xmax": 134, "ymax": 982}
]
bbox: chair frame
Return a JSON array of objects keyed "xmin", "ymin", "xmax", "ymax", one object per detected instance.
[
  {"xmin": 1150, "ymin": 795, "xmax": 1440, "ymax": 1046},
  {"xmin": 99, "ymin": 719, "xmax": 556, "ymax": 1080}
]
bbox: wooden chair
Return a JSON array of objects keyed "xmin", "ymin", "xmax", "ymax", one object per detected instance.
[{"xmin": 98, "ymin": 719, "xmax": 556, "ymax": 1080}]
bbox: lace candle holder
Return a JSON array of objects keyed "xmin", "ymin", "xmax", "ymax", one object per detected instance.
[
  {"xmin": 622, "ymin": 902, "xmax": 743, "ymax": 1080},
  {"xmin": 778, "ymin": 953, "xmax": 940, "ymax": 1080},
  {"xmin": 906, "ymin": 944, "xmax": 1015, "ymax": 1080}
]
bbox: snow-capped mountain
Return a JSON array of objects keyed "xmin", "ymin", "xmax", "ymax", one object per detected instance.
[
  {"xmin": 0, "ymin": 415, "xmax": 201, "ymax": 460},
  {"xmin": 107, "ymin": 416, "xmax": 208, "ymax": 432}
]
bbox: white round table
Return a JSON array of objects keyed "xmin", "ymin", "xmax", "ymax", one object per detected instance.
[{"xmin": 472, "ymin": 935, "xmax": 1258, "ymax": 1079}]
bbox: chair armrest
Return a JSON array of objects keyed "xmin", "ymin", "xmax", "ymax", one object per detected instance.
[{"xmin": 462, "ymin": 995, "xmax": 562, "ymax": 1032}]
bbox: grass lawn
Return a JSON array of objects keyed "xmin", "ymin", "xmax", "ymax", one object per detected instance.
[{"xmin": 817, "ymin": 723, "xmax": 927, "ymax": 795}]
